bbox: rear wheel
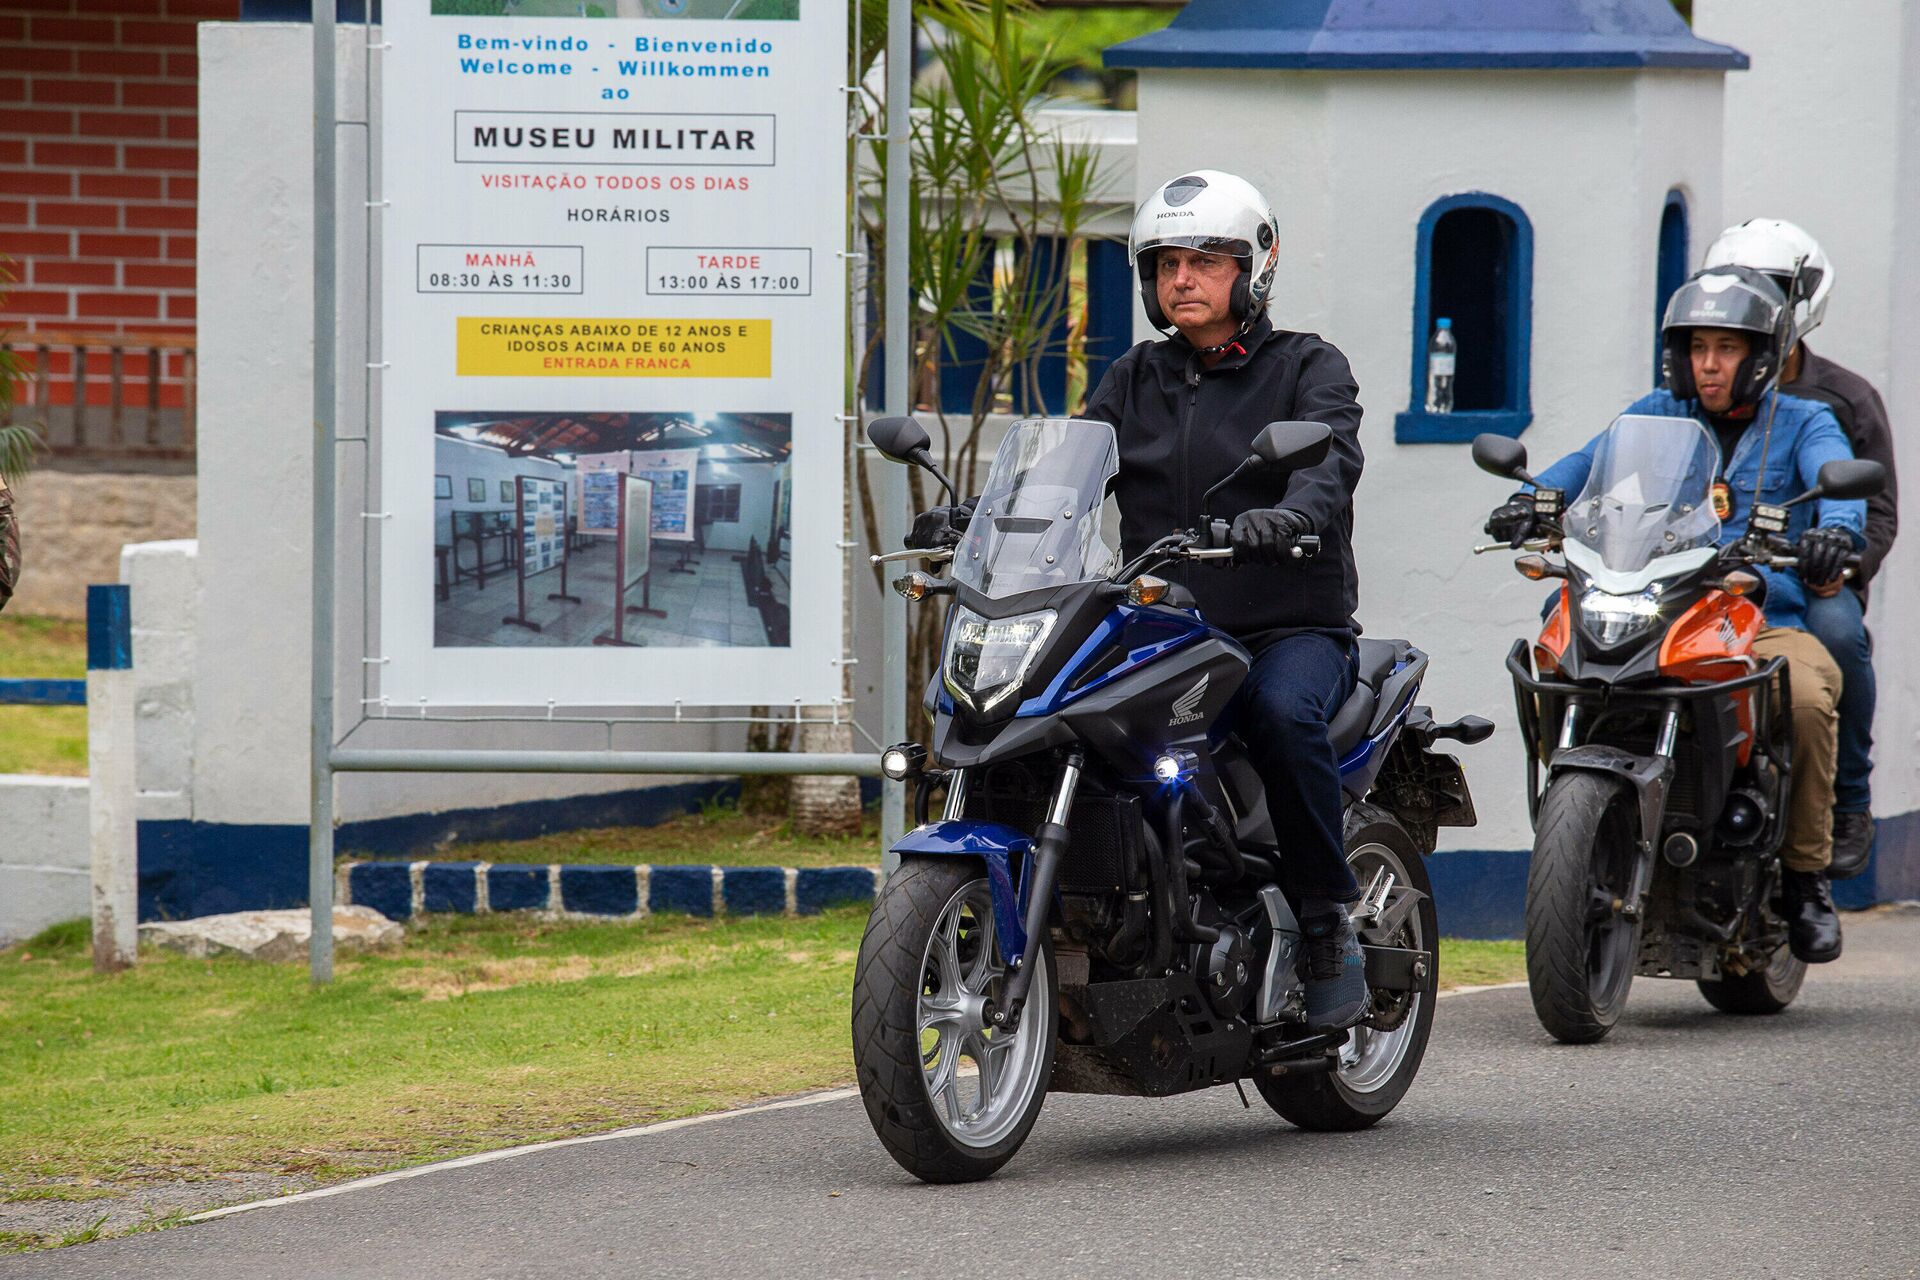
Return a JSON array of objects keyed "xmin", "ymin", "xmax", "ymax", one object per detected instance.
[
  {"xmin": 1526, "ymin": 772, "xmax": 1642, "ymax": 1044},
  {"xmin": 1257, "ymin": 807, "xmax": 1438, "ymax": 1131},
  {"xmin": 851, "ymin": 858, "xmax": 1056, "ymax": 1183},
  {"xmin": 1697, "ymin": 942, "xmax": 1806, "ymax": 1014}
]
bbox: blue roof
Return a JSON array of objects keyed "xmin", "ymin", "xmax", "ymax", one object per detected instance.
[{"xmin": 1105, "ymin": 0, "xmax": 1748, "ymax": 72}]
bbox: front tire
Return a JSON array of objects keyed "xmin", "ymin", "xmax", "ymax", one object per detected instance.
[
  {"xmin": 1257, "ymin": 806, "xmax": 1438, "ymax": 1131},
  {"xmin": 851, "ymin": 857, "xmax": 1056, "ymax": 1183},
  {"xmin": 1697, "ymin": 943, "xmax": 1806, "ymax": 1014},
  {"xmin": 1526, "ymin": 772, "xmax": 1642, "ymax": 1044}
]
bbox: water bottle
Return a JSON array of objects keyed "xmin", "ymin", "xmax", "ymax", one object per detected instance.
[{"xmin": 1426, "ymin": 316, "xmax": 1456, "ymax": 414}]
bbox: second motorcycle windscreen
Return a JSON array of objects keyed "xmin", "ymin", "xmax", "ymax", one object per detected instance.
[{"xmin": 1565, "ymin": 414, "xmax": 1722, "ymax": 575}]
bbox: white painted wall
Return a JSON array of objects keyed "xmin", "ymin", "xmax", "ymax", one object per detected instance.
[
  {"xmin": 699, "ymin": 458, "xmax": 781, "ymax": 555},
  {"xmin": 434, "ymin": 435, "xmax": 568, "ymax": 546},
  {"xmin": 1134, "ymin": 68, "xmax": 1726, "ymax": 850},
  {"xmin": 197, "ymin": 23, "xmax": 735, "ymax": 828},
  {"xmin": 0, "ymin": 778, "xmax": 89, "ymax": 945},
  {"xmin": 1696, "ymin": 0, "xmax": 1920, "ymax": 822},
  {"xmin": 123, "ymin": 539, "xmax": 198, "ymax": 822}
]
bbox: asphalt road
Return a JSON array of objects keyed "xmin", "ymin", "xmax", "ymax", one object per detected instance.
[{"xmin": 11, "ymin": 909, "xmax": 1919, "ymax": 1280}]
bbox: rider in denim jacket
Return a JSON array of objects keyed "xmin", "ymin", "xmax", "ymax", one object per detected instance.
[{"xmin": 1488, "ymin": 266, "xmax": 1864, "ymax": 964}]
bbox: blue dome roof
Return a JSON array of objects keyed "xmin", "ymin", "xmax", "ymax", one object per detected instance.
[{"xmin": 1105, "ymin": 0, "xmax": 1747, "ymax": 72}]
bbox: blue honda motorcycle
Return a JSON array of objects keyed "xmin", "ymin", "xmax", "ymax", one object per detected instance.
[{"xmin": 851, "ymin": 414, "xmax": 1492, "ymax": 1183}]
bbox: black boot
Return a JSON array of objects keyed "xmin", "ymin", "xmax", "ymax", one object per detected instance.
[
  {"xmin": 1782, "ymin": 870, "xmax": 1842, "ymax": 964},
  {"xmin": 1829, "ymin": 812, "xmax": 1875, "ymax": 881}
]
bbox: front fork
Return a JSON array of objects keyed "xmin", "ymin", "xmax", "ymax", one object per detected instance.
[
  {"xmin": 987, "ymin": 750, "xmax": 1083, "ymax": 1030},
  {"xmin": 1553, "ymin": 698, "xmax": 1678, "ymax": 923}
]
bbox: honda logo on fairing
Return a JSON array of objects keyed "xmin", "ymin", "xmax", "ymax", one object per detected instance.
[{"xmin": 1169, "ymin": 673, "xmax": 1208, "ymax": 725}]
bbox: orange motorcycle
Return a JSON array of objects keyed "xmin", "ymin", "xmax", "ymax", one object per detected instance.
[{"xmin": 1470, "ymin": 415, "xmax": 1882, "ymax": 1042}]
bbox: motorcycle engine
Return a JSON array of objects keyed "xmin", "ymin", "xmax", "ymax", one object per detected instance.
[{"xmin": 1188, "ymin": 891, "xmax": 1256, "ymax": 1019}]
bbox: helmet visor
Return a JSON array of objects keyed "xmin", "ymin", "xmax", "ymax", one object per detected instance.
[
  {"xmin": 1662, "ymin": 272, "xmax": 1782, "ymax": 338},
  {"xmin": 1133, "ymin": 233, "xmax": 1252, "ymax": 263}
]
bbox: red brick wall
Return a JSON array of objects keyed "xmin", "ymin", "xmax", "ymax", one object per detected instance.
[{"xmin": 0, "ymin": 0, "xmax": 238, "ymax": 413}]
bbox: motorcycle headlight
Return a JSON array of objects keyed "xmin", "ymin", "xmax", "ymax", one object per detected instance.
[
  {"xmin": 942, "ymin": 607, "xmax": 1056, "ymax": 716},
  {"xmin": 1577, "ymin": 585, "xmax": 1663, "ymax": 648}
]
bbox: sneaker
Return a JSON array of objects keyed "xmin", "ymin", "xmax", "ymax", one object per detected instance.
[
  {"xmin": 1829, "ymin": 812, "xmax": 1875, "ymax": 882},
  {"xmin": 1781, "ymin": 870, "xmax": 1842, "ymax": 964},
  {"xmin": 1299, "ymin": 905, "xmax": 1370, "ymax": 1031}
]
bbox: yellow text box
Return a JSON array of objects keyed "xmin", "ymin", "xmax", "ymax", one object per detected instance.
[{"xmin": 456, "ymin": 318, "xmax": 771, "ymax": 377}]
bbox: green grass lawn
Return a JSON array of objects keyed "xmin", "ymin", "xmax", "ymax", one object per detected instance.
[
  {"xmin": 0, "ymin": 910, "xmax": 1524, "ymax": 1250},
  {"xmin": 0, "ymin": 616, "xmax": 87, "ymax": 776},
  {"xmin": 0, "ymin": 909, "xmax": 870, "ymax": 1248},
  {"xmin": 356, "ymin": 799, "xmax": 885, "ymax": 869}
]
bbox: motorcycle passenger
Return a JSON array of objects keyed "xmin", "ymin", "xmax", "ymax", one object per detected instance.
[
  {"xmin": 907, "ymin": 170, "xmax": 1372, "ymax": 1031},
  {"xmin": 1703, "ymin": 220, "xmax": 1898, "ymax": 877},
  {"xmin": 1485, "ymin": 266, "xmax": 1864, "ymax": 964}
]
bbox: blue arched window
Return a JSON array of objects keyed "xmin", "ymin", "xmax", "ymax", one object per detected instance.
[
  {"xmin": 1395, "ymin": 193, "xmax": 1534, "ymax": 444},
  {"xmin": 1654, "ymin": 189, "xmax": 1689, "ymax": 384}
]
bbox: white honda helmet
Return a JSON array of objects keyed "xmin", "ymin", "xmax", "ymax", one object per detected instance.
[
  {"xmin": 1702, "ymin": 218, "xmax": 1832, "ymax": 339},
  {"xmin": 1127, "ymin": 170, "xmax": 1280, "ymax": 337}
]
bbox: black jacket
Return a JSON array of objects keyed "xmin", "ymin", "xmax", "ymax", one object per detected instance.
[
  {"xmin": 1083, "ymin": 314, "xmax": 1364, "ymax": 646},
  {"xmin": 1786, "ymin": 346, "xmax": 1899, "ymax": 593}
]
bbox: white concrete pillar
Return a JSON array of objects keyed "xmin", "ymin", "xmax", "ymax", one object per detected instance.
[{"xmin": 86, "ymin": 584, "xmax": 137, "ymax": 972}]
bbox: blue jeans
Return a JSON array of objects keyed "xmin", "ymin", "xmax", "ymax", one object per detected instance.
[
  {"xmin": 1803, "ymin": 588, "xmax": 1875, "ymax": 813},
  {"xmin": 1233, "ymin": 632, "xmax": 1362, "ymax": 904}
]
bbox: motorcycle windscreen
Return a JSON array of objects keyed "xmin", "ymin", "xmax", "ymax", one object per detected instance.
[
  {"xmin": 1564, "ymin": 414, "xmax": 1721, "ymax": 578},
  {"xmin": 953, "ymin": 418, "xmax": 1119, "ymax": 599}
]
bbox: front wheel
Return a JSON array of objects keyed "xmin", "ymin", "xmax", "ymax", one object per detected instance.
[
  {"xmin": 851, "ymin": 858, "xmax": 1056, "ymax": 1183},
  {"xmin": 1257, "ymin": 806, "xmax": 1439, "ymax": 1131},
  {"xmin": 1525, "ymin": 772, "xmax": 1643, "ymax": 1044},
  {"xmin": 1697, "ymin": 943, "xmax": 1806, "ymax": 1014}
]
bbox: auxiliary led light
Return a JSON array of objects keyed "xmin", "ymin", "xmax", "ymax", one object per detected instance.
[
  {"xmin": 1152, "ymin": 750, "xmax": 1198, "ymax": 783},
  {"xmin": 881, "ymin": 742, "xmax": 927, "ymax": 781}
]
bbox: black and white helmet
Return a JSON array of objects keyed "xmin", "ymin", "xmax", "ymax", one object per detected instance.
[
  {"xmin": 1660, "ymin": 266, "xmax": 1790, "ymax": 409},
  {"xmin": 1127, "ymin": 170, "xmax": 1280, "ymax": 335},
  {"xmin": 1703, "ymin": 218, "xmax": 1831, "ymax": 339}
]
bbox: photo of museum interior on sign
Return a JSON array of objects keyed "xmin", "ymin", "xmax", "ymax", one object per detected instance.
[{"xmin": 432, "ymin": 411, "xmax": 793, "ymax": 649}]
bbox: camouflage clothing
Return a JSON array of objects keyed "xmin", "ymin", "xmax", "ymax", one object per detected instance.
[{"xmin": 0, "ymin": 475, "xmax": 17, "ymax": 612}]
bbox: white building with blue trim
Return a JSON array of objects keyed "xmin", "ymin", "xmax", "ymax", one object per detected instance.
[{"xmin": 1091, "ymin": 0, "xmax": 1920, "ymax": 918}]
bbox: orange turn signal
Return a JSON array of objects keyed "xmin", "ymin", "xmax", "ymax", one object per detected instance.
[
  {"xmin": 1126, "ymin": 575, "xmax": 1170, "ymax": 606},
  {"xmin": 1719, "ymin": 569, "xmax": 1762, "ymax": 597},
  {"xmin": 893, "ymin": 571, "xmax": 934, "ymax": 601},
  {"xmin": 1514, "ymin": 554, "xmax": 1553, "ymax": 581}
]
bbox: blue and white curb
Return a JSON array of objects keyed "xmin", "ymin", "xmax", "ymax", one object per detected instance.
[{"xmin": 338, "ymin": 860, "xmax": 882, "ymax": 922}]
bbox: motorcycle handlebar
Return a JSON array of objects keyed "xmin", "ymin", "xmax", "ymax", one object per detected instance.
[
  {"xmin": 870, "ymin": 546, "xmax": 955, "ymax": 566},
  {"xmin": 1179, "ymin": 533, "xmax": 1320, "ymax": 563}
]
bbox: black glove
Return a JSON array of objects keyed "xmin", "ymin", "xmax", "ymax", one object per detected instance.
[
  {"xmin": 1229, "ymin": 508, "xmax": 1314, "ymax": 564},
  {"xmin": 1485, "ymin": 496, "xmax": 1537, "ymax": 548},
  {"xmin": 1795, "ymin": 525, "xmax": 1853, "ymax": 588},
  {"xmin": 905, "ymin": 497, "xmax": 976, "ymax": 550}
]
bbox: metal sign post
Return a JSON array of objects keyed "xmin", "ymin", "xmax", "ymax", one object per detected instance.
[
  {"xmin": 879, "ymin": 0, "xmax": 911, "ymax": 864},
  {"xmin": 310, "ymin": 0, "xmax": 338, "ymax": 985}
]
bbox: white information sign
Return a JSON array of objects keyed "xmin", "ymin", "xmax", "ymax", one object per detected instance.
[
  {"xmin": 519, "ymin": 475, "xmax": 568, "ymax": 575},
  {"xmin": 581, "ymin": 467, "xmax": 621, "ymax": 534},
  {"xmin": 623, "ymin": 474, "xmax": 654, "ymax": 587},
  {"xmin": 631, "ymin": 447, "xmax": 699, "ymax": 543},
  {"xmin": 381, "ymin": 0, "xmax": 845, "ymax": 707}
]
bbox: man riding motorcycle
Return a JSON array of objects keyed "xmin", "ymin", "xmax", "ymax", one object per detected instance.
[
  {"xmin": 1703, "ymin": 220, "xmax": 1898, "ymax": 877},
  {"xmin": 907, "ymin": 170, "xmax": 1372, "ymax": 1030},
  {"xmin": 1486, "ymin": 266, "xmax": 1864, "ymax": 963}
]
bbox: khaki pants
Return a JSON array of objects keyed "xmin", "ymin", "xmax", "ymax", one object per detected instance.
[{"xmin": 1752, "ymin": 627, "xmax": 1843, "ymax": 873}]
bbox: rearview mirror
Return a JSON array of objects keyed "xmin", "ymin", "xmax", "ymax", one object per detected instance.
[
  {"xmin": 1470, "ymin": 433, "xmax": 1532, "ymax": 483},
  {"xmin": 1814, "ymin": 458, "xmax": 1886, "ymax": 502},
  {"xmin": 1250, "ymin": 421, "xmax": 1332, "ymax": 472},
  {"xmin": 867, "ymin": 415, "xmax": 932, "ymax": 464}
]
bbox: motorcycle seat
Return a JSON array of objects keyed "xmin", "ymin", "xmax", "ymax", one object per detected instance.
[{"xmin": 1329, "ymin": 638, "xmax": 1412, "ymax": 758}]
